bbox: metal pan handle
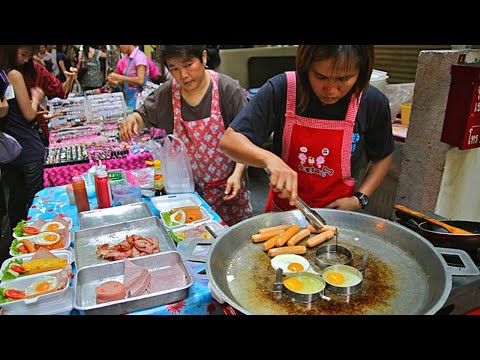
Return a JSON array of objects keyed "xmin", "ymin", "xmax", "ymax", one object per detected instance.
[{"xmin": 435, "ymin": 247, "xmax": 480, "ymax": 276}]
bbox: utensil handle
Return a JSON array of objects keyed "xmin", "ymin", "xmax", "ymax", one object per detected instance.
[{"xmin": 394, "ymin": 205, "xmax": 472, "ymax": 235}]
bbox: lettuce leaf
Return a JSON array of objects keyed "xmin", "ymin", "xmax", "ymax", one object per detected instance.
[
  {"xmin": 13, "ymin": 220, "xmax": 27, "ymax": 237},
  {"xmin": 10, "ymin": 239, "xmax": 24, "ymax": 255},
  {"xmin": 1, "ymin": 259, "xmax": 24, "ymax": 281}
]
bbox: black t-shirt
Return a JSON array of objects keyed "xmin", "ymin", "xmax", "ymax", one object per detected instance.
[{"xmin": 229, "ymin": 72, "xmax": 394, "ymax": 178}]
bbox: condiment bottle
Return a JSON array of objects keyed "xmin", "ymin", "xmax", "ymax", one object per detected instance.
[
  {"xmin": 95, "ymin": 166, "xmax": 112, "ymax": 208},
  {"xmin": 72, "ymin": 171, "xmax": 90, "ymax": 213},
  {"xmin": 146, "ymin": 160, "xmax": 166, "ymax": 196}
]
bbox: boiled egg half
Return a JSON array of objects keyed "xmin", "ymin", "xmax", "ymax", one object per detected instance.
[
  {"xmin": 32, "ymin": 232, "xmax": 61, "ymax": 246},
  {"xmin": 322, "ymin": 267, "xmax": 362, "ymax": 287},
  {"xmin": 25, "ymin": 275, "xmax": 58, "ymax": 296},
  {"xmin": 271, "ymin": 254, "xmax": 310, "ymax": 274},
  {"xmin": 40, "ymin": 221, "xmax": 65, "ymax": 232}
]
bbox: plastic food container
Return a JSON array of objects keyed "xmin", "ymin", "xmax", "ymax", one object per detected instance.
[
  {"xmin": 184, "ymin": 261, "xmax": 209, "ymax": 287},
  {"xmin": 9, "ymin": 231, "xmax": 72, "ymax": 258},
  {"xmin": 1, "ymin": 285, "xmax": 73, "ymax": 315},
  {"xmin": 171, "ymin": 220, "xmax": 225, "ymax": 242},
  {"xmin": 152, "ymin": 193, "xmax": 213, "ymax": 230},
  {"xmin": 0, "ymin": 273, "xmax": 71, "ymax": 312},
  {"xmin": 112, "ymin": 184, "xmax": 142, "ymax": 206},
  {"xmin": 12, "ymin": 217, "xmax": 73, "ymax": 240},
  {"xmin": 1, "ymin": 249, "xmax": 73, "ymax": 285}
]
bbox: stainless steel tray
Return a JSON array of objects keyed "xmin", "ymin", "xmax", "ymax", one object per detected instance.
[
  {"xmin": 74, "ymin": 216, "xmax": 176, "ymax": 270},
  {"xmin": 73, "ymin": 251, "xmax": 193, "ymax": 315},
  {"xmin": 77, "ymin": 202, "xmax": 153, "ymax": 230}
]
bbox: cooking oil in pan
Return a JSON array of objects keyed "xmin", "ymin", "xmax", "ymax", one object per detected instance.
[{"xmin": 225, "ymin": 238, "xmax": 432, "ymax": 315}]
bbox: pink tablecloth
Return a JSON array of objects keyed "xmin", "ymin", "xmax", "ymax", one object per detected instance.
[{"xmin": 43, "ymin": 152, "xmax": 153, "ymax": 187}]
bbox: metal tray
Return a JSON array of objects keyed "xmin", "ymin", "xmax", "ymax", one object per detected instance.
[
  {"xmin": 73, "ymin": 251, "xmax": 193, "ymax": 315},
  {"xmin": 77, "ymin": 202, "xmax": 153, "ymax": 230},
  {"xmin": 74, "ymin": 216, "xmax": 176, "ymax": 270}
]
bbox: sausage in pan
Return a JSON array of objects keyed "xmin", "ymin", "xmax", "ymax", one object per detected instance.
[
  {"xmin": 306, "ymin": 229, "xmax": 335, "ymax": 248},
  {"xmin": 287, "ymin": 229, "xmax": 311, "ymax": 246},
  {"xmin": 263, "ymin": 233, "xmax": 285, "ymax": 251},
  {"xmin": 268, "ymin": 245, "xmax": 307, "ymax": 257},
  {"xmin": 258, "ymin": 224, "xmax": 293, "ymax": 234},
  {"xmin": 251, "ymin": 229, "xmax": 285, "ymax": 243},
  {"xmin": 275, "ymin": 225, "xmax": 301, "ymax": 247},
  {"xmin": 306, "ymin": 224, "xmax": 339, "ymax": 234}
]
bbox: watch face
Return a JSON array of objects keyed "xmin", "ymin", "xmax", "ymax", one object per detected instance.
[
  {"xmin": 360, "ymin": 196, "xmax": 368, "ymax": 206},
  {"xmin": 354, "ymin": 192, "xmax": 368, "ymax": 207}
]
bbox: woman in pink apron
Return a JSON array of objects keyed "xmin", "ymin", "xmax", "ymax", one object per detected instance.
[
  {"xmin": 219, "ymin": 45, "xmax": 394, "ymax": 212},
  {"xmin": 118, "ymin": 45, "xmax": 252, "ymax": 226}
]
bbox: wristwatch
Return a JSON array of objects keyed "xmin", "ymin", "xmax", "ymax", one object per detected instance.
[{"xmin": 353, "ymin": 192, "xmax": 369, "ymax": 209}]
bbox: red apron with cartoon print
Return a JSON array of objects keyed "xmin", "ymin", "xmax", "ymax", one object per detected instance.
[
  {"xmin": 265, "ymin": 71, "xmax": 361, "ymax": 212},
  {"xmin": 172, "ymin": 70, "xmax": 252, "ymax": 225}
]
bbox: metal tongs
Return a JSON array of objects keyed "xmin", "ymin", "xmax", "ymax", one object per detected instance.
[
  {"xmin": 263, "ymin": 168, "xmax": 326, "ymax": 230},
  {"xmin": 294, "ymin": 196, "xmax": 327, "ymax": 231}
]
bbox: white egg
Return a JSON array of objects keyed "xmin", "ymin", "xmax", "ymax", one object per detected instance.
[
  {"xmin": 322, "ymin": 268, "xmax": 361, "ymax": 287},
  {"xmin": 25, "ymin": 275, "xmax": 58, "ymax": 296},
  {"xmin": 32, "ymin": 232, "xmax": 61, "ymax": 245},
  {"xmin": 40, "ymin": 221, "xmax": 65, "ymax": 232},
  {"xmin": 271, "ymin": 254, "xmax": 310, "ymax": 274}
]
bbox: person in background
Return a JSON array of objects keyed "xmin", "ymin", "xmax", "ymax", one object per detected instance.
[
  {"xmin": 118, "ymin": 45, "xmax": 252, "ymax": 226},
  {"xmin": 56, "ymin": 45, "xmax": 72, "ymax": 82},
  {"xmin": 15, "ymin": 45, "xmax": 78, "ymax": 147},
  {"xmin": 77, "ymin": 45, "xmax": 107, "ymax": 91},
  {"xmin": 219, "ymin": 45, "xmax": 394, "ymax": 213},
  {"xmin": 107, "ymin": 45, "xmax": 149, "ymax": 109},
  {"xmin": 205, "ymin": 45, "xmax": 221, "ymax": 70},
  {"xmin": 36, "ymin": 45, "xmax": 53, "ymax": 73},
  {"xmin": 45, "ymin": 45, "xmax": 59, "ymax": 77},
  {"xmin": 115, "ymin": 53, "xmax": 161, "ymax": 84},
  {"xmin": 0, "ymin": 45, "xmax": 46, "ymax": 229}
]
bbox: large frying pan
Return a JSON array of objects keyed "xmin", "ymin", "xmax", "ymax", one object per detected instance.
[{"xmin": 206, "ymin": 209, "xmax": 452, "ymax": 315}]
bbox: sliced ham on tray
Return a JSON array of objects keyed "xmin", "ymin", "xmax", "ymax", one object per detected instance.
[
  {"xmin": 123, "ymin": 258, "xmax": 151, "ymax": 297},
  {"xmin": 148, "ymin": 263, "xmax": 187, "ymax": 293}
]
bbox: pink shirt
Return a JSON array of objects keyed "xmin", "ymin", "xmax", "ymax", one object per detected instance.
[
  {"xmin": 118, "ymin": 47, "xmax": 149, "ymax": 92},
  {"xmin": 117, "ymin": 54, "xmax": 160, "ymax": 80}
]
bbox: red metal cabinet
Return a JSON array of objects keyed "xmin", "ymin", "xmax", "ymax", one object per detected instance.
[{"xmin": 441, "ymin": 63, "xmax": 480, "ymax": 150}]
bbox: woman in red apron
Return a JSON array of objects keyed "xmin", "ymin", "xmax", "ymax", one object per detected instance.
[
  {"xmin": 219, "ymin": 45, "xmax": 394, "ymax": 212},
  {"xmin": 118, "ymin": 45, "xmax": 252, "ymax": 226}
]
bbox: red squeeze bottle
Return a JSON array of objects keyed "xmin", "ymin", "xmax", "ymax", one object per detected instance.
[
  {"xmin": 72, "ymin": 171, "xmax": 90, "ymax": 213},
  {"xmin": 95, "ymin": 166, "xmax": 112, "ymax": 208}
]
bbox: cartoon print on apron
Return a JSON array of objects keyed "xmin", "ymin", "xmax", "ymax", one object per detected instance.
[
  {"xmin": 172, "ymin": 70, "xmax": 252, "ymax": 226},
  {"xmin": 266, "ymin": 71, "xmax": 362, "ymax": 212}
]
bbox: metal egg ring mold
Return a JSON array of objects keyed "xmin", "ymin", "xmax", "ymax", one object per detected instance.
[
  {"xmin": 273, "ymin": 251, "xmax": 369, "ymax": 304},
  {"xmin": 273, "ymin": 268, "xmax": 331, "ymax": 303},
  {"xmin": 314, "ymin": 243, "xmax": 353, "ymax": 269}
]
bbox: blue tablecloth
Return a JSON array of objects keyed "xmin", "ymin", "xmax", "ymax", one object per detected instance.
[{"xmin": 27, "ymin": 186, "xmax": 229, "ymax": 315}]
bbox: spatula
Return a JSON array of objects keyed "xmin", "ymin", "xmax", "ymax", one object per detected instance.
[{"xmin": 394, "ymin": 204, "xmax": 472, "ymax": 235}]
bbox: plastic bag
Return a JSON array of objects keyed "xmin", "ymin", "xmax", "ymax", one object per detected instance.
[
  {"xmin": 0, "ymin": 131, "xmax": 22, "ymax": 164},
  {"xmin": 162, "ymin": 135, "xmax": 195, "ymax": 194}
]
